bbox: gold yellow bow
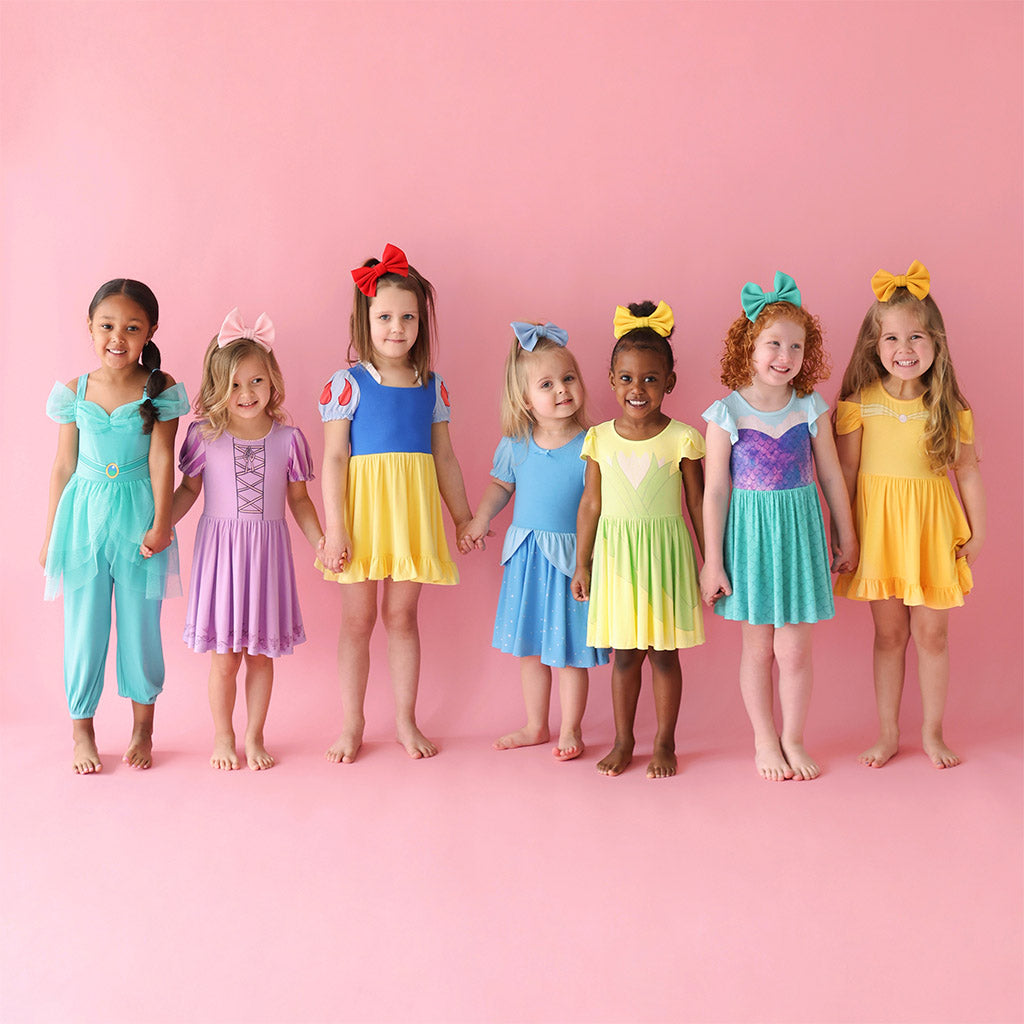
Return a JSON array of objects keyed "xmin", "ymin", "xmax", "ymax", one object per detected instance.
[
  {"xmin": 612, "ymin": 300, "xmax": 674, "ymax": 339},
  {"xmin": 871, "ymin": 260, "xmax": 930, "ymax": 302}
]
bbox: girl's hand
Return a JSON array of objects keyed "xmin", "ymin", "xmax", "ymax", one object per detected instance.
[
  {"xmin": 457, "ymin": 515, "xmax": 493, "ymax": 553},
  {"xmin": 39, "ymin": 540, "xmax": 50, "ymax": 569},
  {"xmin": 321, "ymin": 531, "xmax": 351, "ymax": 574},
  {"xmin": 956, "ymin": 535, "xmax": 983, "ymax": 565},
  {"xmin": 699, "ymin": 563, "xmax": 732, "ymax": 607},
  {"xmin": 830, "ymin": 532, "xmax": 860, "ymax": 575},
  {"xmin": 571, "ymin": 567, "xmax": 590, "ymax": 602},
  {"xmin": 141, "ymin": 526, "xmax": 172, "ymax": 558}
]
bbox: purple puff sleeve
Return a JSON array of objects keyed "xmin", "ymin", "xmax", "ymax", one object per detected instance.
[
  {"xmin": 178, "ymin": 421, "xmax": 207, "ymax": 476},
  {"xmin": 286, "ymin": 426, "xmax": 315, "ymax": 482}
]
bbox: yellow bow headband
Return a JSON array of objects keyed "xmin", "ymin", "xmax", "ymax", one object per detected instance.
[
  {"xmin": 871, "ymin": 260, "xmax": 930, "ymax": 302},
  {"xmin": 612, "ymin": 300, "xmax": 674, "ymax": 339}
]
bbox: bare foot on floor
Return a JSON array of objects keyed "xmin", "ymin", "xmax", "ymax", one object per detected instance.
[
  {"xmin": 326, "ymin": 722, "xmax": 364, "ymax": 764},
  {"xmin": 781, "ymin": 740, "xmax": 820, "ymax": 780},
  {"xmin": 397, "ymin": 722, "xmax": 437, "ymax": 759},
  {"xmin": 246, "ymin": 738, "xmax": 275, "ymax": 771},
  {"xmin": 210, "ymin": 733, "xmax": 240, "ymax": 770},
  {"xmin": 924, "ymin": 733, "xmax": 961, "ymax": 769},
  {"xmin": 553, "ymin": 728, "xmax": 584, "ymax": 761},
  {"xmin": 858, "ymin": 734, "xmax": 899, "ymax": 768},
  {"xmin": 755, "ymin": 742, "xmax": 793, "ymax": 781},
  {"xmin": 72, "ymin": 730, "xmax": 102, "ymax": 775},
  {"xmin": 646, "ymin": 743, "xmax": 677, "ymax": 779},
  {"xmin": 596, "ymin": 741, "xmax": 634, "ymax": 776},
  {"xmin": 123, "ymin": 728, "xmax": 153, "ymax": 770},
  {"xmin": 494, "ymin": 725, "xmax": 549, "ymax": 750}
]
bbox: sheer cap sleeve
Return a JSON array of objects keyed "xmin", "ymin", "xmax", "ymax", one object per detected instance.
[
  {"xmin": 490, "ymin": 436, "xmax": 525, "ymax": 484},
  {"xmin": 805, "ymin": 391, "xmax": 829, "ymax": 437},
  {"xmin": 432, "ymin": 373, "xmax": 452, "ymax": 424},
  {"xmin": 153, "ymin": 382, "xmax": 189, "ymax": 420},
  {"xmin": 319, "ymin": 369, "xmax": 359, "ymax": 422},
  {"xmin": 46, "ymin": 381, "xmax": 77, "ymax": 424},
  {"xmin": 177, "ymin": 421, "xmax": 207, "ymax": 476},
  {"xmin": 677, "ymin": 421, "xmax": 706, "ymax": 460},
  {"xmin": 702, "ymin": 399, "xmax": 738, "ymax": 444},
  {"xmin": 287, "ymin": 426, "xmax": 315, "ymax": 481},
  {"xmin": 580, "ymin": 426, "xmax": 599, "ymax": 461}
]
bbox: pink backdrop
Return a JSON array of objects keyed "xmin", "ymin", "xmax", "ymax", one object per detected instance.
[{"xmin": 2, "ymin": 3, "xmax": 1021, "ymax": 1022}]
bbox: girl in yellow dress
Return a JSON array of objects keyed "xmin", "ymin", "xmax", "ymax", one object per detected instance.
[{"xmin": 834, "ymin": 262, "xmax": 986, "ymax": 769}]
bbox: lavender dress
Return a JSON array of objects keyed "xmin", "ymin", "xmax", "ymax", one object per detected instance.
[{"xmin": 179, "ymin": 421, "xmax": 313, "ymax": 656}]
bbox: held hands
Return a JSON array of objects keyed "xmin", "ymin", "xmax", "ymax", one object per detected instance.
[
  {"xmin": 140, "ymin": 526, "xmax": 173, "ymax": 559},
  {"xmin": 830, "ymin": 534, "xmax": 860, "ymax": 575},
  {"xmin": 321, "ymin": 530, "xmax": 351, "ymax": 574},
  {"xmin": 570, "ymin": 567, "xmax": 590, "ymax": 602},
  {"xmin": 457, "ymin": 514, "xmax": 493, "ymax": 554},
  {"xmin": 699, "ymin": 563, "xmax": 732, "ymax": 607}
]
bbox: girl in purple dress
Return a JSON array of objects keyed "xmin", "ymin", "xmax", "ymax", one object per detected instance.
[{"xmin": 171, "ymin": 309, "xmax": 324, "ymax": 770}]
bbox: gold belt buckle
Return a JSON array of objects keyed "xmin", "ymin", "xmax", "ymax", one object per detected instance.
[{"xmin": 105, "ymin": 462, "xmax": 119, "ymax": 479}]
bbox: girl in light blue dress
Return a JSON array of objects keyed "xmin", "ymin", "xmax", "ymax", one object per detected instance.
[
  {"xmin": 461, "ymin": 323, "xmax": 608, "ymax": 760},
  {"xmin": 42, "ymin": 279, "xmax": 187, "ymax": 774}
]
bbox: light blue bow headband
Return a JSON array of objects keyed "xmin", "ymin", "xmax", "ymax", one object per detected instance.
[
  {"xmin": 511, "ymin": 321, "xmax": 569, "ymax": 351},
  {"xmin": 740, "ymin": 272, "xmax": 801, "ymax": 322}
]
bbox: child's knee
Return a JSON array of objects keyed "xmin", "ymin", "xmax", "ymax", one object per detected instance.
[
  {"xmin": 910, "ymin": 621, "xmax": 948, "ymax": 656},
  {"xmin": 381, "ymin": 603, "xmax": 418, "ymax": 634},
  {"xmin": 874, "ymin": 622, "xmax": 910, "ymax": 652}
]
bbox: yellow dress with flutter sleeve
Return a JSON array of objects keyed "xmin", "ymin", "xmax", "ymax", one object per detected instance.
[{"xmin": 833, "ymin": 380, "xmax": 973, "ymax": 608}]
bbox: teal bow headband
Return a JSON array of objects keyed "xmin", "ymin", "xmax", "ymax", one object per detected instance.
[
  {"xmin": 511, "ymin": 321, "xmax": 569, "ymax": 351},
  {"xmin": 740, "ymin": 272, "xmax": 801, "ymax": 322}
]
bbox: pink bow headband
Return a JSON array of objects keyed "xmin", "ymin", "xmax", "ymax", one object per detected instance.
[
  {"xmin": 351, "ymin": 243, "xmax": 410, "ymax": 296},
  {"xmin": 217, "ymin": 307, "xmax": 275, "ymax": 351}
]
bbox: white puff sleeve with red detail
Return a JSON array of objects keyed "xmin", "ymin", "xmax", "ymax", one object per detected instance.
[{"xmin": 318, "ymin": 369, "xmax": 360, "ymax": 422}]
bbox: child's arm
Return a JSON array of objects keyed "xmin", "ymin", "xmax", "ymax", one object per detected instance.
[
  {"xmin": 287, "ymin": 480, "xmax": 326, "ymax": 551},
  {"xmin": 811, "ymin": 412, "xmax": 859, "ymax": 574},
  {"xmin": 699, "ymin": 423, "xmax": 732, "ymax": 606},
  {"xmin": 571, "ymin": 459, "xmax": 601, "ymax": 601},
  {"xmin": 458, "ymin": 479, "xmax": 512, "ymax": 553},
  {"xmin": 141, "ymin": 383, "xmax": 179, "ymax": 557},
  {"xmin": 431, "ymin": 421, "xmax": 474, "ymax": 551},
  {"xmin": 681, "ymin": 457, "xmax": 706, "ymax": 560},
  {"xmin": 321, "ymin": 419, "xmax": 352, "ymax": 572},
  {"xmin": 40, "ymin": 420, "xmax": 79, "ymax": 567},
  {"xmin": 169, "ymin": 474, "xmax": 203, "ymax": 528},
  {"xmin": 953, "ymin": 443, "xmax": 986, "ymax": 564}
]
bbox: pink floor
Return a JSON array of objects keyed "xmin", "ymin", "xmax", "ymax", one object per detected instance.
[{"xmin": 2, "ymin": 623, "xmax": 1021, "ymax": 1024}]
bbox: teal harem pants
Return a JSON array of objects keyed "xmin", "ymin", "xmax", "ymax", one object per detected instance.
[{"xmin": 63, "ymin": 551, "xmax": 164, "ymax": 719}]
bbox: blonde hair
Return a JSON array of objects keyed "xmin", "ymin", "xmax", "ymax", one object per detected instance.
[
  {"xmin": 194, "ymin": 336, "xmax": 287, "ymax": 439},
  {"xmin": 500, "ymin": 332, "xmax": 589, "ymax": 440},
  {"xmin": 839, "ymin": 288, "xmax": 969, "ymax": 472},
  {"xmin": 720, "ymin": 303, "xmax": 829, "ymax": 397}
]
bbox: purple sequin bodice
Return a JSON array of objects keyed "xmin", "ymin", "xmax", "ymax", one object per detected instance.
[{"xmin": 731, "ymin": 424, "xmax": 814, "ymax": 491}]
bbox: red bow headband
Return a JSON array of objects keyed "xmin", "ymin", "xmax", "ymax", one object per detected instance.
[{"xmin": 351, "ymin": 243, "xmax": 410, "ymax": 296}]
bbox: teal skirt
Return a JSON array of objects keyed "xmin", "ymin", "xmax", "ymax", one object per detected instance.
[{"xmin": 715, "ymin": 484, "xmax": 834, "ymax": 627}]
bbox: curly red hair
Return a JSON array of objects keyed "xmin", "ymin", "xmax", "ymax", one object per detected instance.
[{"xmin": 719, "ymin": 303, "xmax": 829, "ymax": 396}]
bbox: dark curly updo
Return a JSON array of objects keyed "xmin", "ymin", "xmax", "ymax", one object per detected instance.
[{"xmin": 610, "ymin": 300, "xmax": 675, "ymax": 375}]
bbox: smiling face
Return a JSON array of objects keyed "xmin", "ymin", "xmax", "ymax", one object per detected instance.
[
  {"xmin": 523, "ymin": 348, "xmax": 582, "ymax": 426},
  {"xmin": 609, "ymin": 345, "xmax": 675, "ymax": 426},
  {"xmin": 368, "ymin": 284, "xmax": 420, "ymax": 367},
  {"xmin": 749, "ymin": 316, "xmax": 806, "ymax": 390},
  {"xmin": 876, "ymin": 305, "xmax": 935, "ymax": 386},
  {"xmin": 228, "ymin": 352, "xmax": 273, "ymax": 427},
  {"xmin": 88, "ymin": 294, "xmax": 154, "ymax": 369}
]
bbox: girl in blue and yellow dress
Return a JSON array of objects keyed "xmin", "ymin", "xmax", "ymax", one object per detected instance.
[
  {"xmin": 461, "ymin": 322, "xmax": 608, "ymax": 762},
  {"xmin": 42, "ymin": 279, "xmax": 188, "ymax": 773},
  {"xmin": 317, "ymin": 244, "xmax": 475, "ymax": 764}
]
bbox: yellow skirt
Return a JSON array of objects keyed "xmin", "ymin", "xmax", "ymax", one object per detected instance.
[
  {"xmin": 834, "ymin": 472, "xmax": 972, "ymax": 608},
  {"xmin": 318, "ymin": 452, "xmax": 458, "ymax": 585}
]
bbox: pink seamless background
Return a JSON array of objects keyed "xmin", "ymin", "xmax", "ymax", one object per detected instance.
[{"xmin": 2, "ymin": 2, "xmax": 1021, "ymax": 1022}]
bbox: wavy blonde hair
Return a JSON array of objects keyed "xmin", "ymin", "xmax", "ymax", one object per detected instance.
[
  {"xmin": 838, "ymin": 288, "xmax": 969, "ymax": 472},
  {"xmin": 194, "ymin": 336, "xmax": 287, "ymax": 439},
  {"xmin": 719, "ymin": 303, "xmax": 829, "ymax": 397},
  {"xmin": 500, "ymin": 331, "xmax": 589, "ymax": 440}
]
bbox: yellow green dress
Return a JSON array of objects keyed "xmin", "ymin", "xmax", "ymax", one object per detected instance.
[
  {"xmin": 834, "ymin": 379, "xmax": 973, "ymax": 608},
  {"xmin": 583, "ymin": 419, "xmax": 705, "ymax": 651}
]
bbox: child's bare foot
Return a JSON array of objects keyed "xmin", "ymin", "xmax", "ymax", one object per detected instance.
[
  {"xmin": 755, "ymin": 742, "xmax": 794, "ymax": 781},
  {"xmin": 781, "ymin": 740, "xmax": 820, "ymax": 780},
  {"xmin": 858, "ymin": 732, "xmax": 899, "ymax": 768},
  {"xmin": 923, "ymin": 732, "xmax": 961, "ymax": 769},
  {"xmin": 245, "ymin": 738, "xmax": 275, "ymax": 771},
  {"xmin": 123, "ymin": 728, "xmax": 153, "ymax": 769},
  {"xmin": 397, "ymin": 722, "xmax": 438, "ymax": 759},
  {"xmin": 72, "ymin": 722, "xmax": 102, "ymax": 775},
  {"xmin": 210, "ymin": 733, "xmax": 240, "ymax": 770},
  {"xmin": 494, "ymin": 725, "xmax": 549, "ymax": 750},
  {"xmin": 596, "ymin": 740, "xmax": 634, "ymax": 776},
  {"xmin": 553, "ymin": 728, "xmax": 584, "ymax": 761},
  {"xmin": 646, "ymin": 743, "xmax": 677, "ymax": 779},
  {"xmin": 326, "ymin": 721, "xmax": 364, "ymax": 764}
]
